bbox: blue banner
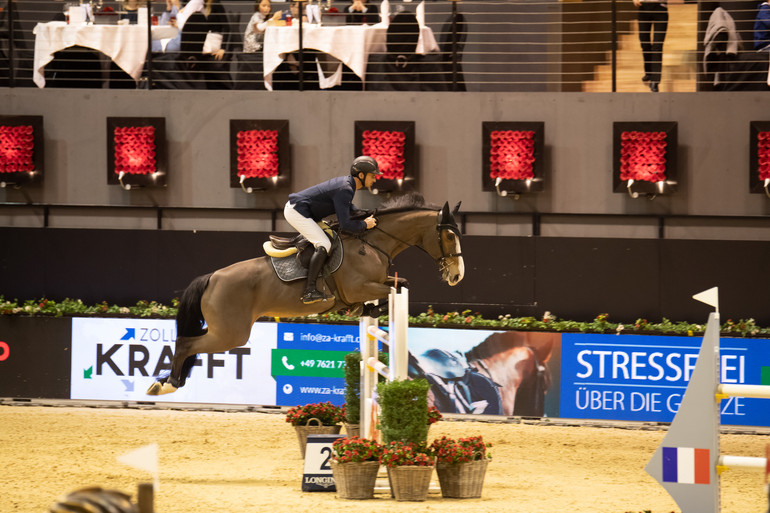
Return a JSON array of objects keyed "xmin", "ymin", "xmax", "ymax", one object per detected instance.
[{"xmin": 560, "ymin": 333, "xmax": 770, "ymax": 426}]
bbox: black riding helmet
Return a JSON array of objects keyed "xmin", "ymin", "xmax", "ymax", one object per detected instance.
[{"xmin": 350, "ymin": 156, "xmax": 382, "ymax": 177}]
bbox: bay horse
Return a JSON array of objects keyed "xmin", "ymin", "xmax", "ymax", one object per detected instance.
[
  {"xmin": 147, "ymin": 193, "xmax": 465, "ymax": 395},
  {"xmin": 464, "ymin": 331, "xmax": 557, "ymax": 417}
]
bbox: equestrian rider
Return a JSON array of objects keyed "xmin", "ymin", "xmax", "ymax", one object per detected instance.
[{"xmin": 284, "ymin": 156, "xmax": 381, "ymax": 304}]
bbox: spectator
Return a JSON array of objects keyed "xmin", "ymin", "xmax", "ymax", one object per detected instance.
[
  {"xmin": 633, "ymin": 0, "xmax": 668, "ymax": 92},
  {"xmin": 346, "ymin": 0, "xmax": 378, "ymax": 25},
  {"xmin": 243, "ymin": 0, "xmax": 280, "ymax": 53},
  {"xmin": 754, "ymin": 1, "xmax": 770, "ymax": 51}
]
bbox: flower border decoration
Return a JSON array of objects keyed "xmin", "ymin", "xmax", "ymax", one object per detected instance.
[
  {"xmin": 749, "ymin": 121, "xmax": 770, "ymax": 195},
  {"xmin": 106, "ymin": 117, "xmax": 167, "ymax": 189},
  {"xmin": 613, "ymin": 121, "xmax": 677, "ymax": 197},
  {"xmin": 354, "ymin": 121, "xmax": 416, "ymax": 193},
  {"xmin": 482, "ymin": 122, "xmax": 545, "ymax": 195},
  {"xmin": 0, "ymin": 115, "xmax": 44, "ymax": 187},
  {"xmin": 229, "ymin": 119, "xmax": 290, "ymax": 191}
]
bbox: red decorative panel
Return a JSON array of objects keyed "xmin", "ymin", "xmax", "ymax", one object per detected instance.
[
  {"xmin": 236, "ymin": 129, "xmax": 280, "ymax": 179},
  {"xmin": 361, "ymin": 129, "xmax": 406, "ymax": 182},
  {"xmin": 113, "ymin": 126, "xmax": 157, "ymax": 176},
  {"xmin": 0, "ymin": 125, "xmax": 35, "ymax": 174},
  {"xmin": 489, "ymin": 130, "xmax": 536, "ymax": 181},
  {"xmin": 758, "ymin": 131, "xmax": 770, "ymax": 181},
  {"xmin": 619, "ymin": 131, "xmax": 667, "ymax": 183},
  {"xmin": 354, "ymin": 121, "xmax": 415, "ymax": 193}
]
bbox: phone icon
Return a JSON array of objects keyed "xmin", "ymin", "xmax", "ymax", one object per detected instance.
[{"xmin": 282, "ymin": 356, "xmax": 295, "ymax": 370}]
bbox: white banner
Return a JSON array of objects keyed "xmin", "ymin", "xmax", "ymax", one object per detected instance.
[{"xmin": 70, "ymin": 318, "xmax": 277, "ymax": 405}]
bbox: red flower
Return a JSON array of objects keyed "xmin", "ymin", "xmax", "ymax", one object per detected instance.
[
  {"xmin": 489, "ymin": 130, "xmax": 536, "ymax": 181},
  {"xmin": 619, "ymin": 131, "xmax": 667, "ymax": 183},
  {"xmin": 0, "ymin": 125, "xmax": 35, "ymax": 174},
  {"xmin": 113, "ymin": 126, "xmax": 157, "ymax": 175},
  {"xmin": 361, "ymin": 130, "xmax": 406, "ymax": 181}
]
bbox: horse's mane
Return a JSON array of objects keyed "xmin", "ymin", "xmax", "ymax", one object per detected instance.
[{"xmin": 377, "ymin": 192, "xmax": 439, "ymax": 215}]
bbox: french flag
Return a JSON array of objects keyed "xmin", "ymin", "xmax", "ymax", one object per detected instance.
[{"xmin": 662, "ymin": 447, "xmax": 710, "ymax": 484}]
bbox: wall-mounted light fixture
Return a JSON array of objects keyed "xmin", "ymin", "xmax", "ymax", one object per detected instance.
[
  {"xmin": 354, "ymin": 121, "xmax": 415, "ymax": 194},
  {"xmin": 0, "ymin": 115, "xmax": 44, "ymax": 188},
  {"xmin": 107, "ymin": 117, "xmax": 167, "ymax": 191},
  {"xmin": 613, "ymin": 121, "xmax": 677, "ymax": 199},
  {"xmin": 482, "ymin": 122, "xmax": 544, "ymax": 199},
  {"xmin": 749, "ymin": 121, "xmax": 770, "ymax": 198},
  {"xmin": 230, "ymin": 119, "xmax": 290, "ymax": 193}
]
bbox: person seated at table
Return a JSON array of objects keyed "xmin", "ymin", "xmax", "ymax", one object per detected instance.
[
  {"xmin": 119, "ymin": 0, "xmax": 143, "ymax": 24},
  {"xmin": 152, "ymin": 0, "xmax": 233, "ymax": 89},
  {"xmin": 345, "ymin": 0, "xmax": 378, "ymax": 25},
  {"xmin": 151, "ymin": 0, "xmax": 182, "ymax": 53},
  {"xmin": 243, "ymin": 0, "xmax": 281, "ymax": 53}
]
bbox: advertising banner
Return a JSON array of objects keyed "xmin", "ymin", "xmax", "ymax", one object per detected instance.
[
  {"xmin": 560, "ymin": 333, "xmax": 770, "ymax": 427},
  {"xmin": 70, "ymin": 317, "xmax": 276, "ymax": 405}
]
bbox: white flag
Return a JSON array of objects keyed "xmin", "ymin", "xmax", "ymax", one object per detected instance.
[
  {"xmin": 118, "ymin": 443, "xmax": 159, "ymax": 491},
  {"xmin": 692, "ymin": 287, "xmax": 719, "ymax": 312}
]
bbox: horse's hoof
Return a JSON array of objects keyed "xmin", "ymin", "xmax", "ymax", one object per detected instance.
[
  {"xmin": 160, "ymin": 382, "xmax": 178, "ymax": 394},
  {"xmin": 146, "ymin": 382, "xmax": 162, "ymax": 395},
  {"xmin": 146, "ymin": 381, "xmax": 177, "ymax": 395}
]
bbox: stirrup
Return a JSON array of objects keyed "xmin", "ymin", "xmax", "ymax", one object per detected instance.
[{"xmin": 301, "ymin": 289, "xmax": 335, "ymax": 305}]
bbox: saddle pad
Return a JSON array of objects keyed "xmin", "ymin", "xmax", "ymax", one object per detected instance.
[{"xmin": 270, "ymin": 237, "xmax": 344, "ymax": 282}]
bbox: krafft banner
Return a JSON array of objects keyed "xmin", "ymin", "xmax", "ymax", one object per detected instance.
[
  {"xmin": 70, "ymin": 318, "xmax": 276, "ymax": 405},
  {"xmin": 560, "ymin": 333, "xmax": 770, "ymax": 426}
]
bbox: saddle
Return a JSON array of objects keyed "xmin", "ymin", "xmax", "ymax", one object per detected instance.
[
  {"xmin": 263, "ymin": 221, "xmax": 335, "ymax": 258},
  {"xmin": 265, "ymin": 223, "xmax": 344, "ymax": 282}
]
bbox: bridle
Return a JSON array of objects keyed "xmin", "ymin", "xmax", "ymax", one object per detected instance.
[{"xmin": 360, "ymin": 209, "xmax": 463, "ymax": 270}]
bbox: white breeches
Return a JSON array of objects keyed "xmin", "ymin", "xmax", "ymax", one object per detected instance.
[{"xmin": 284, "ymin": 201, "xmax": 332, "ymax": 252}]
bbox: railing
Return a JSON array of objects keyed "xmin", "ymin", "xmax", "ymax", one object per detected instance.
[
  {"xmin": 2, "ymin": 201, "xmax": 769, "ymax": 239},
  {"xmin": 1, "ymin": 0, "xmax": 768, "ymax": 91}
]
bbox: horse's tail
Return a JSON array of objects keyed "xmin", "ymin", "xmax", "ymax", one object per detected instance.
[{"xmin": 176, "ymin": 273, "xmax": 212, "ymax": 337}]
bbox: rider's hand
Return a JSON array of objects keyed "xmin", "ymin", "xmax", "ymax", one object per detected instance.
[{"xmin": 364, "ymin": 216, "xmax": 377, "ymax": 229}]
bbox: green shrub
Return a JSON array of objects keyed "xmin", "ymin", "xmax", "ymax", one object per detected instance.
[{"xmin": 377, "ymin": 378, "xmax": 430, "ymax": 444}]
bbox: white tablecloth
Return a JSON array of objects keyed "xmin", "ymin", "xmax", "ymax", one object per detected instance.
[
  {"xmin": 33, "ymin": 22, "xmax": 179, "ymax": 88},
  {"xmin": 262, "ymin": 23, "xmax": 437, "ymax": 90}
]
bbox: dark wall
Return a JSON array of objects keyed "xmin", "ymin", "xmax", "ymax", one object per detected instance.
[{"xmin": 3, "ymin": 227, "xmax": 768, "ymax": 325}]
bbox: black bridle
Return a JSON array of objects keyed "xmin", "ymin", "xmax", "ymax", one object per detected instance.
[{"xmin": 360, "ymin": 210, "xmax": 463, "ymax": 269}]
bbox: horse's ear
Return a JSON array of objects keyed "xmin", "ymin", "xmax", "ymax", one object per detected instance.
[
  {"xmin": 452, "ymin": 201, "xmax": 461, "ymax": 216},
  {"xmin": 440, "ymin": 202, "xmax": 450, "ymax": 223}
]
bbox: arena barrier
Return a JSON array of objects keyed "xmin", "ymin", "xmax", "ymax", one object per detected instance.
[
  {"xmin": 645, "ymin": 287, "xmax": 770, "ymax": 513},
  {"xmin": 359, "ymin": 287, "xmax": 409, "ymax": 441}
]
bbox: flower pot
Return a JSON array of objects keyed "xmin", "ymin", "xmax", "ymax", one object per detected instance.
[
  {"xmin": 330, "ymin": 460, "xmax": 380, "ymax": 499},
  {"xmin": 344, "ymin": 423, "xmax": 360, "ymax": 438},
  {"xmin": 294, "ymin": 418, "xmax": 341, "ymax": 459},
  {"xmin": 435, "ymin": 459, "xmax": 489, "ymax": 499},
  {"xmin": 386, "ymin": 465, "xmax": 434, "ymax": 501}
]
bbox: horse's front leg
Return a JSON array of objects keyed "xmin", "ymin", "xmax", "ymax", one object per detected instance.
[{"xmin": 146, "ymin": 334, "xmax": 200, "ymax": 395}]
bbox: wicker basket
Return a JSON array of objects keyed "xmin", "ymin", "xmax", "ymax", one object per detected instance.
[
  {"xmin": 386, "ymin": 465, "xmax": 434, "ymax": 502},
  {"xmin": 294, "ymin": 418, "xmax": 342, "ymax": 459},
  {"xmin": 330, "ymin": 460, "xmax": 380, "ymax": 499},
  {"xmin": 344, "ymin": 423, "xmax": 360, "ymax": 438},
  {"xmin": 435, "ymin": 459, "xmax": 489, "ymax": 499}
]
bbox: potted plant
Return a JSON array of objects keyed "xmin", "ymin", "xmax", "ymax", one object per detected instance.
[
  {"xmin": 376, "ymin": 378, "xmax": 431, "ymax": 444},
  {"xmin": 285, "ymin": 401, "xmax": 344, "ymax": 458},
  {"xmin": 329, "ymin": 436, "xmax": 382, "ymax": 500},
  {"xmin": 343, "ymin": 351, "xmax": 388, "ymax": 438},
  {"xmin": 379, "ymin": 441, "xmax": 435, "ymax": 501},
  {"xmin": 430, "ymin": 435, "xmax": 492, "ymax": 498}
]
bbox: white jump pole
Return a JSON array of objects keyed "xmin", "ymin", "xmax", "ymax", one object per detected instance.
[{"xmin": 359, "ymin": 287, "xmax": 409, "ymax": 440}]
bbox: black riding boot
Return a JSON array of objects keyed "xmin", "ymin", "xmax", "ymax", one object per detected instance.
[{"xmin": 301, "ymin": 246, "xmax": 334, "ymax": 304}]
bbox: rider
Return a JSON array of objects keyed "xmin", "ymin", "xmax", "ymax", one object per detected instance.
[{"xmin": 284, "ymin": 156, "xmax": 381, "ymax": 305}]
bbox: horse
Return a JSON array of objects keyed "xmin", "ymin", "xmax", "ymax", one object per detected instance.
[
  {"xmin": 464, "ymin": 331, "xmax": 557, "ymax": 417},
  {"xmin": 146, "ymin": 193, "xmax": 465, "ymax": 395}
]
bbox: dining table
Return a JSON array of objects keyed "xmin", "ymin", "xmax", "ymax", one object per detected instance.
[
  {"xmin": 262, "ymin": 22, "xmax": 438, "ymax": 91},
  {"xmin": 32, "ymin": 21, "xmax": 179, "ymax": 88}
]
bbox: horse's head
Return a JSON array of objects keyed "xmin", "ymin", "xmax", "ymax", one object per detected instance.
[{"xmin": 434, "ymin": 201, "xmax": 465, "ymax": 286}]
